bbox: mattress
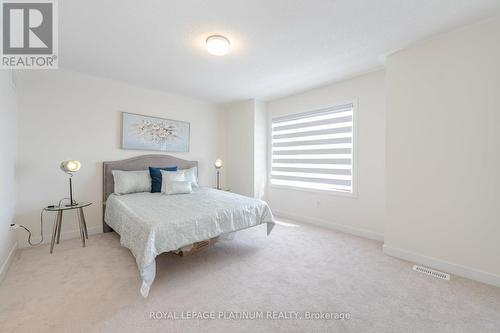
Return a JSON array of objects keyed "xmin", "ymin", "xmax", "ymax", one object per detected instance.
[{"xmin": 104, "ymin": 187, "xmax": 274, "ymax": 297}]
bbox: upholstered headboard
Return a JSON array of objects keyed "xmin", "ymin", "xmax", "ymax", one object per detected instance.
[{"xmin": 102, "ymin": 154, "xmax": 198, "ymax": 232}]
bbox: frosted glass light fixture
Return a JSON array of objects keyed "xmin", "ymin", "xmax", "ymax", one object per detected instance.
[
  {"xmin": 214, "ymin": 159, "xmax": 223, "ymax": 169},
  {"xmin": 206, "ymin": 35, "xmax": 230, "ymax": 56},
  {"xmin": 214, "ymin": 159, "xmax": 223, "ymax": 190}
]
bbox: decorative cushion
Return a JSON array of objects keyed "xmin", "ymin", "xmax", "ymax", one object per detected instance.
[
  {"xmin": 163, "ymin": 180, "xmax": 193, "ymax": 195},
  {"xmin": 148, "ymin": 166, "xmax": 177, "ymax": 193},
  {"xmin": 112, "ymin": 170, "xmax": 151, "ymax": 195},
  {"xmin": 160, "ymin": 170, "xmax": 186, "ymax": 193}
]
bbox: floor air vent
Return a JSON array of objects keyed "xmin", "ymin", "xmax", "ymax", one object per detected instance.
[{"xmin": 412, "ymin": 265, "xmax": 450, "ymax": 281}]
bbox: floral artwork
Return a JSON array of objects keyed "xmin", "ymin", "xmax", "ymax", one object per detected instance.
[
  {"xmin": 122, "ymin": 112, "xmax": 190, "ymax": 152},
  {"xmin": 136, "ymin": 119, "xmax": 178, "ymax": 143}
]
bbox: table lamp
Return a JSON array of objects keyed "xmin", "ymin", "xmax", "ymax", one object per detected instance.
[
  {"xmin": 60, "ymin": 160, "xmax": 81, "ymax": 206},
  {"xmin": 214, "ymin": 159, "xmax": 223, "ymax": 190}
]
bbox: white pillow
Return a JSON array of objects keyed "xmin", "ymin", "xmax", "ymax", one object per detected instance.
[
  {"xmin": 162, "ymin": 170, "xmax": 186, "ymax": 182},
  {"xmin": 181, "ymin": 167, "xmax": 199, "ymax": 187},
  {"xmin": 163, "ymin": 180, "xmax": 192, "ymax": 195},
  {"xmin": 112, "ymin": 170, "xmax": 151, "ymax": 195},
  {"xmin": 160, "ymin": 170, "xmax": 186, "ymax": 193}
]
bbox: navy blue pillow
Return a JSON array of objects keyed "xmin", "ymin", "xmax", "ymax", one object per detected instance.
[{"xmin": 149, "ymin": 166, "xmax": 177, "ymax": 193}]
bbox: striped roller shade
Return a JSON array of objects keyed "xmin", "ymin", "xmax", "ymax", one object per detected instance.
[{"xmin": 271, "ymin": 103, "xmax": 354, "ymax": 192}]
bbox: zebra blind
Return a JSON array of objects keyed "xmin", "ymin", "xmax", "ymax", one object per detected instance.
[{"xmin": 271, "ymin": 103, "xmax": 354, "ymax": 193}]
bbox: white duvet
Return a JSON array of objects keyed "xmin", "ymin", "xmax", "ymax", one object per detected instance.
[{"xmin": 104, "ymin": 187, "xmax": 274, "ymax": 297}]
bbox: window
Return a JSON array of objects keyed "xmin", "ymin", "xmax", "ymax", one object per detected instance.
[{"xmin": 271, "ymin": 103, "xmax": 354, "ymax": 193}]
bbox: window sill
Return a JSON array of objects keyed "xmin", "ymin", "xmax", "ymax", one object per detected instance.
[{"xmin": 269, "ymin": 184, "xmax": 357, "ymax": 198}]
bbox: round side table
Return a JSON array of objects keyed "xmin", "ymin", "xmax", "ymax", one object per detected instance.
[{"xmin": 45, "ymin": 202, "xmax": 92, "ymax": 253}]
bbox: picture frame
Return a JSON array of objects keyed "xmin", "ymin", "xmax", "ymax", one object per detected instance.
[{"xmin": 121, "ymin": 112, "xmax": 190, "ymax": 152}]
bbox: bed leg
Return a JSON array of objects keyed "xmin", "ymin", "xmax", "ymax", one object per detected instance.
[
  {"xmin": 267, "ymin": 222, "xmax": 275, "ymax": 236},
  {"xmin": 103, "ymin": 220, "xmax": 113, "ymax": 233}
]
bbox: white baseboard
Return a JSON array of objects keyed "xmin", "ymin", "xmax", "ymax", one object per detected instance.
[
  {"xmin": 17, "ymin": 225, "xmax": 102, "ymax": 248},
  {"xmin": 0, "ymin": 241, "xmax": 18, "ymax": 285},
  {"xmin": 383, "ymin": 244, "xmax": 500, "ymax": 289},
  {"xmin": 273, "ymin": 210, "xmax": 384, "ymax": 242}
]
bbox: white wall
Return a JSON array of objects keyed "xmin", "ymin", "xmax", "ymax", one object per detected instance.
[
  {"xmin": 15, "ymin": 70, "xmax": 225, "ymax": 246},
  {"xmin": 0, "ymin": 71, "xmax": 18, "ymax": 281},
  {"xmin": 224, "ymin": 99, "xmax": 268, "ymax": 199},
  {"xmin": 254, "ymin": 101, "xmax": 267, "ymax": 200},
  {"xmin": 385, "ymin": 17, "xmax": 500, "ymax": 285},
  {"xmin": 267, "ymin": 70, "xmax": 386, "ymax": 240},
  {"xmin": 224, "ymin": 100, "xmax": 255, "ymax": 197}
]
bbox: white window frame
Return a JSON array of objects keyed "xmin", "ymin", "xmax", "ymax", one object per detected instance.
[{"xmin": 269, "ymin": 100, "xmax": 358, "ymax": 198}]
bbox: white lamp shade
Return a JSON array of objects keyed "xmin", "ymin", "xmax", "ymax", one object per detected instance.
[
  {"xmin": 214, "ymin": 159, "xmax": 223, "ymax": 169},
  {"xmin": 60, "ymin": 160, "xmax": 81, "ymax": 174}
]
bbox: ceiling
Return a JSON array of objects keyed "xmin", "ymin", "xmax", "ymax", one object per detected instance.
[{"xmin": 59, "ymin": 0, "xmax": 500, "ymax": 103}]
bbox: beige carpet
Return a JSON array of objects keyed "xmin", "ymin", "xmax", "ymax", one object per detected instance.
[{"xmin": 1, "ymin": 220, "xmax": 499, "ymax": 333}]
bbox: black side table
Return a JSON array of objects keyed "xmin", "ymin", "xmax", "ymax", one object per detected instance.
[{"xmin": 45, "ymin": 202, "xmax": 92, "ymax": 253}]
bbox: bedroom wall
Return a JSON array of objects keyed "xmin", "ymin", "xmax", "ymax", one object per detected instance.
[
  {"xmin": 384, "ymin": 17, "xmax": 500, "ymax": 286},
  {"xmin": 224, "ymin": 99, "xmax": 268, "ymax": 199},
  {"xmin": 15, "ymin": 69, "xmax": 225, "ymax": 247},
  {"xmin": 266, "ymin": 70, "xmax": 386, "ymax": 240},
  {"xmin": 254, "ymin": 100, "xmax": 267, "ymax": 200},
  {"xmin": 0, "ymin": 71, "xmax": 18, "ymax": 282},
  {"xmin": 224, "ymin": 100, "xmax": 255, "ymax": 197}
]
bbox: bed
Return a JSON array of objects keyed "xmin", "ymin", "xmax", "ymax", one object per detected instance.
[{"xmin": 102, "ymin": 154, "xmax": 275, "ymax": 297}]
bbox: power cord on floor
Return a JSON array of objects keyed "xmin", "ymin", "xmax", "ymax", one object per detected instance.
[
  {"xmin": 10, "ymin": 209, "xmax": 46, "ymax": 246},
  {"xmin": 10, "ymin": 198, "xmax": 75, "ymax": 247}
]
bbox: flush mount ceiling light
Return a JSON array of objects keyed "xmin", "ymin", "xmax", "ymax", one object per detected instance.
[{"xmin": 206, "ymin": 35, "xmax": 230, "ymax": 56}]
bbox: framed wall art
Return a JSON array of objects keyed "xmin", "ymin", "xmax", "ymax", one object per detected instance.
[{"xmin": 122, "ymin": 112, "xmax": 190, "ymax": 152}]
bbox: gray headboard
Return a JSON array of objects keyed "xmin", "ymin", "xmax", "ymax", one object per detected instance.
[{"xmin": 102, "ymin": 154, "xmax": 198, "ymax": 232}]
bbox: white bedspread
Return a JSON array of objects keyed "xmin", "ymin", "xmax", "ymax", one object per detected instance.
[{"xmin": 104, "ymin": 187, "xmax": 274, "ymax": 297}]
